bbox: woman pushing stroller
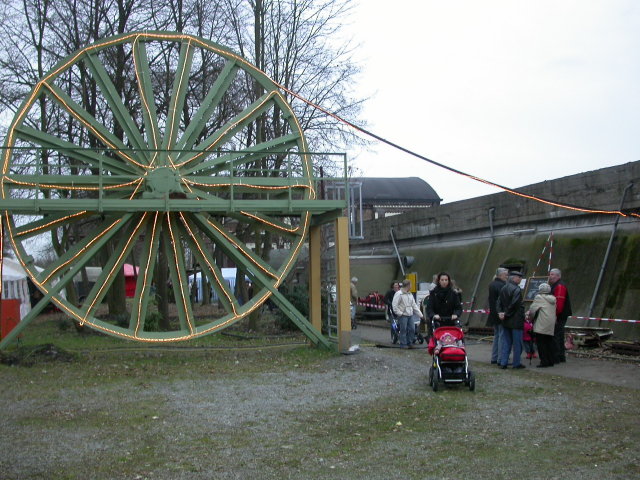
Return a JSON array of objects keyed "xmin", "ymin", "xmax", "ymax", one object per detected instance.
[
  {"xmin": 426, "ymin": 274, "xmax": 475, "ymax": 391},
  {"xmin": 425, "ymin": 272, "xmax": 463, "ymax": 334}
]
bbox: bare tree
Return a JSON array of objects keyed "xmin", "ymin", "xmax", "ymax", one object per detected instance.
[
  {"xmin": 224, "ymin": 0, "xmax": 366, "ymax": 154},
  {"xmin": 0, "ymin": 0, "xmax": 367, "ymax": 330}
]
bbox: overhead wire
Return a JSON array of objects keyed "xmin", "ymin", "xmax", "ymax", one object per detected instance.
[{"xmin": 274, "ymin": 83, "xmax": 639, "ymax": 220}]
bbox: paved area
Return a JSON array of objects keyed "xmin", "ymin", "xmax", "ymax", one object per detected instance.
[{"xmin": 351, "ymin": 322, "xmax": 640, "ymax": 390}]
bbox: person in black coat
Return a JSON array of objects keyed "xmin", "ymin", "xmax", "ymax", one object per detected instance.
[
  {"xmin": 497, "ymin": 271, "xmax": 526, "ymax": 369},
  {"xmin": 487, "ymin": 268, "xmax": 508, "ymax": 364},
  {"xmin": 383, "ymin": 281, "xmax": 400, "ymax": 320},
  {"xmin": 425, "ymin": 272, "xmax": 462, "ymax": 334},
  {"xmin": 383, "ymin": 281, "xmax": 400, "ymax": 339}
]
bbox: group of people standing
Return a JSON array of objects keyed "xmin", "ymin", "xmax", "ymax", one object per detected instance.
[
  {"xmin": 379, "ymin": 267, "xmax": 572, "ymax": 369},
  {"xmin": 487, "ymin": 267, "xmax": 571, "ymax": 369},
  {"xmin": 383, "ymin": 272, "xmax": 463, "ymax": 349}
]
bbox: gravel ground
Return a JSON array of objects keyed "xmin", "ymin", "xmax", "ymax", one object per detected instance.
[{"xmin": 0, "ymin": 332, "xmax": 638, "ymax": 479}]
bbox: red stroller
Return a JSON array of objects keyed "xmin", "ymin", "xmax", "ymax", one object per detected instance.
[{"xmin": 428, "ymin": 325, "xmax": 475, "ymax": 391}]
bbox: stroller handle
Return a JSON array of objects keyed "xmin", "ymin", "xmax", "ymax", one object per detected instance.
[
  {"xmin": 430, "ymin": 316, "xmax": 460, "ymax": 325},
  {"xmin": 429, "ymin": 316, "xmax": 461, "ymax": 335}
]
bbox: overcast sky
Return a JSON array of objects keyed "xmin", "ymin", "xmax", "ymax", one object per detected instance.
[{"xmin": 344, "ymin": 0, "xmax": 639, "ymax": 203}]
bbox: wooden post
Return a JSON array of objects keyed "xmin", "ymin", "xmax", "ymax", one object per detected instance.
[
  {"xmin": 335, "ymin": 216, "xmax": 351, "ymax": 352},
  {"xmin": 309, "ymin": 225, "xmax": 322, "ymax": 334}
]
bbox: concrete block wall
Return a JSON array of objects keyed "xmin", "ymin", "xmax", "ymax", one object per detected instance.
[{"xmin": 354, "ymin": 161, "xmax": 640, "ymax": 246}]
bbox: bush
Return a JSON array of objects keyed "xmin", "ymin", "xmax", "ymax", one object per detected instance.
[
  {"xmin": 144, "ymin": 311, "xmax": 163, "ymax": 332},
  {"xmin": 276, "ymin": 285, "xmax": 308, "ymax": 331}
]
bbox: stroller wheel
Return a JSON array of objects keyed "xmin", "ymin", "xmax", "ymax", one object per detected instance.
[
  {"xmin": 428, "ymin": 366, "xmax": 434, "ymax": 385},
  {"xmin": 468, "ymin": 371, "xmax": 476, "ymax": 391}
]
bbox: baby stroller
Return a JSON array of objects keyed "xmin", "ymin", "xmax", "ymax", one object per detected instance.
[
  {"xmin": 427, "ymin": 320, "xmax": 475, "ymax": 391},
  {"xmin": 390, "ymin": 314, "xmax": 425, "ymax": 345}
]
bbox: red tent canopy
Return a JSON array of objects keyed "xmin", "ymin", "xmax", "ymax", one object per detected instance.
[
  {"xmin": 123, "ymin": 264, "xmax": 139, "ymax": 297},
  {"xmin": 123, "ymin": 264, "xmax": 139, "ymax": 277}
]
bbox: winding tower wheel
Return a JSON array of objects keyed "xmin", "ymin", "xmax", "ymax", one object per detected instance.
[{"xmin": 0, "ymin": 32, "xmax": 342, "ymax": 347}]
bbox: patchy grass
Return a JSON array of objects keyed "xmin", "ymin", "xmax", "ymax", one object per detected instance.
[{"xmin": 1, "ymin": 318, "xmax": 639, "ymax": 479}]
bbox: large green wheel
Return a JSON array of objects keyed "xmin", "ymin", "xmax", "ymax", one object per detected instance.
[{"xmin": 1, "ymin": 32, "xmax": 320, "ymax": 342}]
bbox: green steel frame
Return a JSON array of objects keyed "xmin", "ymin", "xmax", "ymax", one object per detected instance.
[{"xmin": 0, "ymin": 31, "xmax": 347, "ymax": 349}]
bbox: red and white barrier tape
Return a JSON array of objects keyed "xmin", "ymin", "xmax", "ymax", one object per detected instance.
[
  {"xmin": 357, "ymin": 301, "xmax": 386, "ymax": 310},
  {"xmin": 462, "ymin": 310, "xmax": 639, "ymax": 324},
  {"xmin": 356, "ymin": 304, "xmax": 639, "ymax": 324},
  {"xmin": 569, "ymin": 316, "xmax": 639, "ymax": 324}
]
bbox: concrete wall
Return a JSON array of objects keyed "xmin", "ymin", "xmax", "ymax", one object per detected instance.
[{"xmin": 348, "ymin": 161, "xmax": 640, "ymax": 340}]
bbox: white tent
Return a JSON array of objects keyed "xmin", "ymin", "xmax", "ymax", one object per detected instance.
[
  {"xmin": 2, "ymin": 257, "xmax": 33, "ymax": 320},
  {"xmin": 188, "ymin": 268, "xmax": 249, "ymax": 303}
]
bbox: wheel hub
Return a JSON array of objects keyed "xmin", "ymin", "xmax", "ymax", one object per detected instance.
[{"xmin": 145, "ymin": 167, "xmax": 183, "ymax": 196}]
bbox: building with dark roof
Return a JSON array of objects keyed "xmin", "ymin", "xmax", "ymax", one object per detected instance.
[{"xmin": 354, "ymin": 177, "xmax": 441, "ymax": 221}]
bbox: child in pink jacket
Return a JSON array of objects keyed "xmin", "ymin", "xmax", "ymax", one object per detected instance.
[{"xmin": 523, "ymin": 316, "xmax": 537, "ymax": 359}]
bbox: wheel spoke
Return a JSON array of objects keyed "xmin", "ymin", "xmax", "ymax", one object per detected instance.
[
  {"xmin": 178, "ymin": 213, "xmax": 238, "ymax": 315},
  {"xmin": 36, "ymin": 214, "xmax": 133, "ymax": 288},
  {"xmin": 13, "ymin": 212, "xmax": 91, "ymax": 239},
  {"xmin": 14, "ymin": 126, "xmax": 139, "ymax": 175},
  {"xmin": 191, "ymin": 212, "xmax": 279, "ymax": 281},
  {"xmin": 176, "ymin": 59, "xmax": 239, "ymax": 152},
  {"xmin": 164, "ymin": 214, "xmax": 195, "ymax": 334},
  {"xmin": 175, "ymin": 91, "xmax": 278, "ymax": 169},
  {"xmin": 83, "ymin": 51, "xmax": 150, "ymax": 162},
  {"xmin": 79, "ymin": 213, "xmax": 149, "ymax": 323},
  {"xmin": 162, "ymin": 41, "xmax": 195, "ymax": 152},
  {"xmin": 132, "ymin": 38, "xmax": 161, "ymax": 154},
  {"xmin": 131, "ymin": 212, "xmax": 163, "ymax": 335},
  {"xmin": 182, "ymin": 133, "xmax": 301, "ymax": 176},
  {"xmin": 42, "ymin": 83, "xmax": 147, "ymax": 170},
  {"xmin": 236, "ymin": 211, "xmax": 303, "ymax": 237}
]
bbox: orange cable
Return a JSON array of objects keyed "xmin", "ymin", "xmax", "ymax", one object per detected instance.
[{"xmin": 273, "ymin": 84, "xmax": 638, "ymax": 220}]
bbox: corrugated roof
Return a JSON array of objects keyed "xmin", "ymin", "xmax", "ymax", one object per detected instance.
[{"xmin": 355, "ymin": 177, "xmax": 441, "ymax": 204}]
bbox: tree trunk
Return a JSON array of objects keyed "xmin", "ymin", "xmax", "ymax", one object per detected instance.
[{"xmin": 156, "ymin": 239, "xmax": 170, "ymax": 330}]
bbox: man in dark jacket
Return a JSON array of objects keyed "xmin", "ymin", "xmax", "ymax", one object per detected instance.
[
  {"xmin": 549, "ymin": 268, "xmax": 572, "ymax": 363},
  {"xmin": 487, "ymin": 267, "xmax": 508, "ymax": 364},
  {"xmin": 497, "ymin": 271, "xmax": 525, "ymax": 369}
]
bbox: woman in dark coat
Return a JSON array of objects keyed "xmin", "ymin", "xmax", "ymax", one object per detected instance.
[{"xmin": 425, "ymin": 272, "xmax": 463, "ymax": 334}]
